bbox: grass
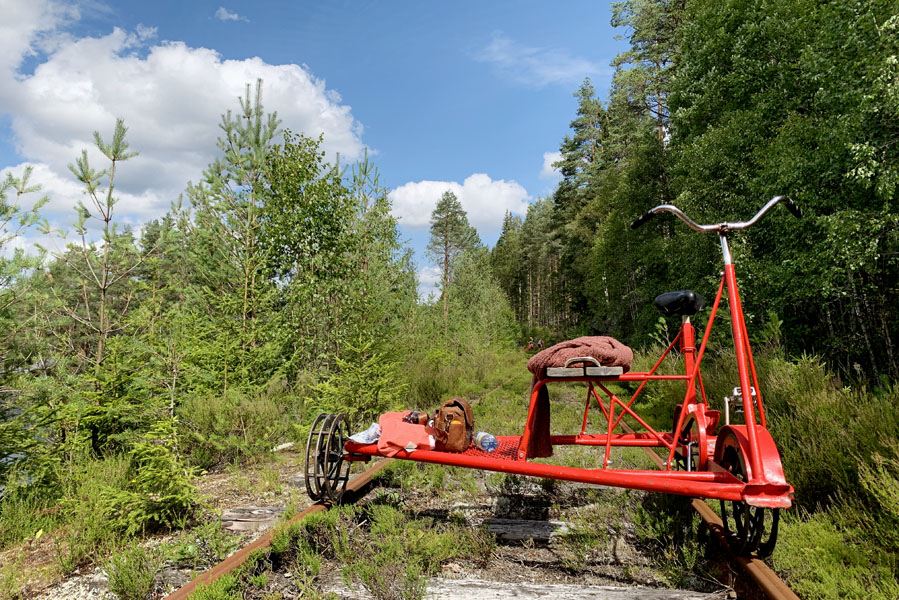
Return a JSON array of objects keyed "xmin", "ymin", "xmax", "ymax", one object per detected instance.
[
  {"xmin": 52, "ymin": 455, "xmax": 131, "ymax": 574},
  {"xmin": 774, "ymin": 508, "xmax": 899, "ymax": 600},
  {"xmin": 0, "ymin": 490, "xmax": 60, "ymax": 550},
  {"xmin": 0, "ymin": 551, "xmax": 24, "ymax": 600},
  {"xmin": 190, "ymin": 500, "xmax": 493, "ymax": 600}
]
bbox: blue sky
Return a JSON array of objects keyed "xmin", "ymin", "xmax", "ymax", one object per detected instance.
[{"xmin": 0, "ymin": 1, "xmax": 627, "ymax": 296}]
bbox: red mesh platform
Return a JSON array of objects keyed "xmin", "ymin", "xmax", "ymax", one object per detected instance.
[{"xmin": 458, "ymin": 435, "xmax": 521, "ymax": 461}]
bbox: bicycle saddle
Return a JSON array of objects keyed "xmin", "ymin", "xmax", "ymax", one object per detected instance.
[{"xmin": 654, "ymin": 290, "xmax": 705, "ymax": 316}]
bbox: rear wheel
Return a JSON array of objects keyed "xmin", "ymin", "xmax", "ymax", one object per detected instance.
[{"xmin": 718, "ymin": 445, "xmax": 780, "ymax": 557}]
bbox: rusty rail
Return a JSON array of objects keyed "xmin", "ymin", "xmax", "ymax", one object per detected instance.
[
  {"xmin": 166, "ymin": 369, "xmax": 798, "ymax": 600},
  {"xmin": 163, "ymin": 458, "xmax": 393, "ymax": 600},
  {"xmin": 625, "ymin": 420, "xmax": 800, "ymax": 600}
]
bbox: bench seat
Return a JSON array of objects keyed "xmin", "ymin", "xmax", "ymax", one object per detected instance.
[{"xmin": 545, "ymin": 366, "xmax": 624, "ymax": 378}]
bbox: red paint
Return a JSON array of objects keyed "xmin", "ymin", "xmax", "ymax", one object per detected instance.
[{"xmin": 341, "ymin": 237, "xmax": 793, "ymax": 508}]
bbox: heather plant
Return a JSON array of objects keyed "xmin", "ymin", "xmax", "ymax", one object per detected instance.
[{"xmin": 104, "ymin": 544, "xmax": 162, "ymax": 600}]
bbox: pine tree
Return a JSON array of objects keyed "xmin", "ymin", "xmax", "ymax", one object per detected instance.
[
  {"xmin": 490, "ymin": 211, "xmax": 525, "ymax": 322},
  {"xmin": 186, "ymin": 80, "xmax": 281, "ymax": 391},
  {"xmin": 426, "ymin": 190, "xmax": 479, "ymax": 332},
  {"xmin": 0, "ymin": 167, "xmax": 47, "ymax": 371},
  {"xmin": 611, "ymin": 0, "xmax": 683, "ymax": 145},
  {"xmin": 42, "ymin": 119, "xmax": 146, "ymax": 378}
]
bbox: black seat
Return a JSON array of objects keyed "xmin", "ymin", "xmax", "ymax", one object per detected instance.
[{"xmin": 654, "ymin": 290, "xmax": 705, "ymax": 316}]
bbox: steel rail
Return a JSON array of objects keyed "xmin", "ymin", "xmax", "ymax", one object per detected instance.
[
  {"xmin": 625, "ymin": 419, "xmax": 800, "ymax": 600},
  {"xmin": 163, "ymin": 458, "xmax": 394, "ymax": 600},
  {"xmin": 163, "ymin": 371, "xmax": 526, "ymax": 599},
  {"xmin": 164, "ymin": 368, "xmax": 800, "ymax": 600}
]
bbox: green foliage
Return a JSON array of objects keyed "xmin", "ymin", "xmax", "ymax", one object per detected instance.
[
  {"xmin": 775, "ymin": 509, "xmax": 899, "ymax": 600},
  {"xmin": 632, "ymin": 494, "xmax": 702, "ymax": 588},
  {"xmin": 54, "ymin": 454, "xmax": 130, "ymax": 573},
  {"xmin": 0, "ymin": 550, "xmax": 24, "ymax": 600},
  {"xmin": 446, "ymin": 248, "xmax": 518, "ymax": 348},
  {"xmin": 100, "ymin": 419, "xmax": 199, "ymax": 535},
  {"xmin": 179, "ymin": 384, "xmax": 299, "ymax": 468},
  {"xmin": 307, "ymin": 338, "xmax": 408, "ymax": 429},
  {"xmin": 248, "ymin": 572, "xmax": 269, "ymax": 588},
  {"xmin": 104, "ymin": 543, "xmax": 162, "ymax": 600},
  {"xmin": 427, "ymin": 190, "xmax": 481, "ymax": 332},
  {"xmin": 426, "ymin": 190, "xmax": 481, "ymax": 289},
  {"xmin": 0, "ymin": 166, "xmax": 48, "ymax": 372},
  {"xmin": 0, "ymin": 490, "xmax": 59, "ymax": 550},
  {"xmin": 253, "ymin": 503, "xmax": 491, "ymax": 600},
  {"xmin": 344, "ymin": 504, "xmax": 491, "ymax": 600},
  {"xmin": 57, "ymin": 118, "xmax": 145, "ymax": 377},
  {"xmin": 857, "ymin": 440, "xmax": 899, "ymax": 553},
  {"xmin": 552, "ymin": 504, "xmax": 614, "ymax": 571},
  {"xmin": 189, "ymin": 573, "xmax": 242, "ymax": 600}
]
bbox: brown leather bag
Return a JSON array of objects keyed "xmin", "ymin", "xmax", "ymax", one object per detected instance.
[{"xmin": 432, "ymin": 397, "xmax": 474, "ymax": 452}]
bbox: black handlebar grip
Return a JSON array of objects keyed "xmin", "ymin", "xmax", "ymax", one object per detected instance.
[
  {"xmin": 784, "ymin": 198, "xmax": 803, "ymax": 219},
  {"xmin": 630, "ymin": 211, "xmax": 656, "ymax": 229}
]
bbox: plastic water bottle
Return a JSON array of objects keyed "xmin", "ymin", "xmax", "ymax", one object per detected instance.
[{"xmin": 474, "ymin": 431, "xmax": 498, "ymax": 452}]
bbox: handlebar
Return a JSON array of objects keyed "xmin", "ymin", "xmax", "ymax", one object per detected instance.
[{"xmin": 630, "ymin": 195, "xmax": 802, "ymax": 233}]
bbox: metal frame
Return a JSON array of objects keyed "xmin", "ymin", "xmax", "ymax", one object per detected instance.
[{"xmin": 344, "ymin": 197, "xmax": 798, "ymax": 510}]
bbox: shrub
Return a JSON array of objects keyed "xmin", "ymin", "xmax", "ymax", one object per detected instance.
[
  {"xmin": 100, "ymin": 419, "xmax": 199, "ymax": 535},
  {"xmin": 775, "ymin": 509, "xmax": 899, "ymax": 600},
  {"xmin": 168, "ymin": 520, "xmax": 240, "ymax": 569},
  {"xmin": 178, "ymin": 384, "xmax": 298, "ymax": 469},
  {"xmin": 53, "ymin": 454, "xmax": 130, "ymax": 573},
  {"xmin": 105, "ymin": 544, "xmax": 162, "ymax": 600},
  {"xmin": 307, "ymin": 338, "xmax": 408, "ymax": 429},
  {"xmin": 0, "ymin": 490, "xmax": 59, "ymax": 550},
  {"xmin": 0, "ymin": 550, "xmax": 24, "ymax": 600},
  {"xmin": 343, "ymin": 504, "xmax": 492, "ymax": 600}
]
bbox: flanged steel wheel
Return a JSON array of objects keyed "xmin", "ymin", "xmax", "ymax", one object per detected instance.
[
  {"xmin": 719, "ymin": 445, "xmax": 780, "ymax": 558},
  {"xmin": 304, "ymin": 413, "xmax": 352, "ymax": 503}
]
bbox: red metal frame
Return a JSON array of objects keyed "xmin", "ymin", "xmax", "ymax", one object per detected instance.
[{"xmin": 344, "ymin": 256, "xmax": 793, "ymax": 509}]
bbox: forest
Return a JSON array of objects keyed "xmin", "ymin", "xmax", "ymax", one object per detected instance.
[{"xmin": 1, "ymin": 1, "xmax": 898, "ymax": 599}]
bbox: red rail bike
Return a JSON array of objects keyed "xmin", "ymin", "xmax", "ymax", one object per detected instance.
[{"xmin": 305, "ymin": 196, "xmax": 801, "ymax": 557}]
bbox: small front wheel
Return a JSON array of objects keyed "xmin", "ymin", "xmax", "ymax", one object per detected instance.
[{"xmin": 304, "ymin": 413, "xmax": 352, "ymax": 503}]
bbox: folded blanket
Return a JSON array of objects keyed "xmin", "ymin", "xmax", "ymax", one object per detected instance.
[
  {"xmin": 527, "ymin": 336, "xmax": 633, "ymax": 377},
  {"xmin": 526, "ymin": 375, "xmax": 553, "ymax": 459},
  {"xmin": 524, "ymin": 336, "xmax": 632, "ymax": 459}
]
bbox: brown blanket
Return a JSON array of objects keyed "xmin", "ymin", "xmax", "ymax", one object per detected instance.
[
  {"xmin": 524, "ymin": 336, "xmax": 633, "ymax": 459},
  {"xmin": 527, "ymin": 336, "xmax": 634, "ymax": 377}
]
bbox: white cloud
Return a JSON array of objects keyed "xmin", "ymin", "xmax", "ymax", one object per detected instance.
[
  {"xmin": 416, "ymin": 266, "xmax": 442, "ymax": 302},
  {"xmin": 0, "ymin": 0, "xmax": 363, "ymax": 230},
  {"xmin": 473, "ymin": 32, "xmax": 601, "ymax": 88},
  {"xmin": 215, "ymin": 7, "xmax": 248, "ymax": 22},
  {"xmin": 389, "ymin": 173, "xmax": 530, "ymax": 236},
  {"xmin": 0, "ymin": 0, "xmax": 79, "ymax": 77},
  {"xmin": 540, "ymin": 151, "xmax": 561, "ymax": 180},
  {"xmin": 1, "ymin": 161, "xmax": 164, "ymax": 256}
]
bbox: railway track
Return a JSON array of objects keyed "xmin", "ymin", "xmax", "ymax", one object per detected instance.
[
  {"xmin": 164, "ymin": 374, "xmax": 800, "ymax": 600},
  {"xmin": 163, "ymin": 458, "xmax": 394, "ymax": 600},
  {"xmin": 627, "ymin": 420, "xmax": 800, "ymax": 600}
]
